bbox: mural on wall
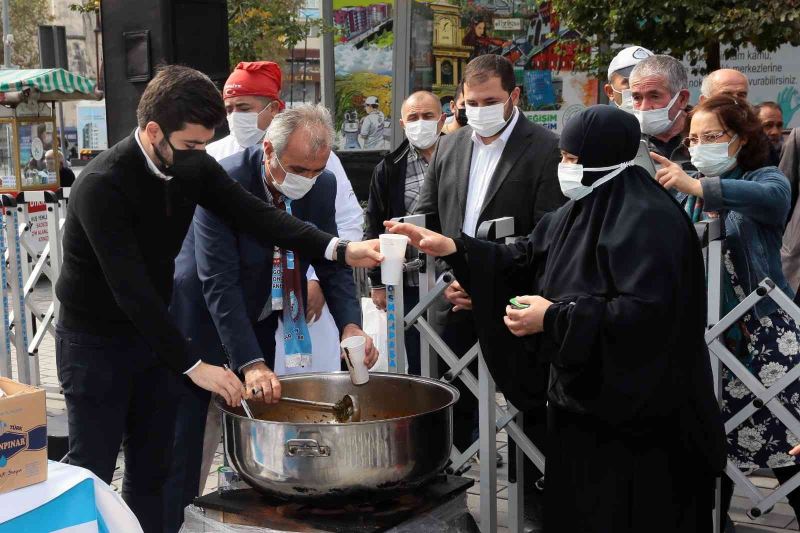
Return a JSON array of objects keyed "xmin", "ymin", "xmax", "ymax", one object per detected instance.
[
  {"xmin": 415, "ymin": 0, "xmax": 597, "ymax": 132},
  {"xmin": 333, "ymin": 0, "xmax": 394, "ymax": 150}
]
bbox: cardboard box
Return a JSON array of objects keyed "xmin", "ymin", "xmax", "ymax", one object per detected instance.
[{"xmin": 0, "ymin": 377, "xmax": 47, "ymax": 494}]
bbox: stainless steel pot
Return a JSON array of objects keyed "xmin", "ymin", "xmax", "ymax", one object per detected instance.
[{"xmin": 217, "ymin": 372, "xmax": 459, "ymax": 500}]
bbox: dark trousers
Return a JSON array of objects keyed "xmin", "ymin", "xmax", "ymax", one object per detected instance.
[
  {"xmin": 404, "ymin": 284, "xmax": 421, "ymax": 375},
  {"xmin": 56, "ymin": 324, "xmax": 180, "ymax": 533},
  {"xmin": 440, "ymin": 318, "xmax": 547, "ymax": 487},
  {"xmin": 440, "ymin": 319, "xmax": 480, "ymax": 452},
  {"xmin": 163, "ymin": 317, "xmax": 278, "ymax": 533},
  {"xmin": 163, "ymin": 378, "xmax": 212, "ymax": 533}
]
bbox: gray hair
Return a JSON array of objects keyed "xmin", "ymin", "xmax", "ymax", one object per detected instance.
[
  {"xmin": 629, "ymin": 54, "xmax": 688, "ymax": 96},
  {"xmin": 699, "ymin": 75, "xmax": 714, "ymax": 98},
  {"xmin": 266, "ymin": 103, "xmax": 335, "ymax": 157}
]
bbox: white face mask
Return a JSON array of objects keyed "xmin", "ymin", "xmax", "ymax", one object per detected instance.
[
  {"xmin": 465, "ymin": 96, "xmax": 512, "ymax": 137},
  {"xmin": 404, "ymin": 119, "xmax": 440, "ymax": 149},
  {"xmin": 267, "ymin": 154, "xmax": 319, "ymax": 200},
  {"xmin": 557, "ymin": 160, "xmax": 634, "ymax": 200},
  {"xmin": 228, "ymin": 104, "xmax": 272, "ymax": 148},
  {"xmin": 634, "ymin": 91, "xmax": 682, "ymax": 136},
  {"xmin": 689, "ymin": 135, "xmax": 740, "ymax": 177},
  {"xmin": 612, "ymin": 88, "xmax": 634, "ymax": 113}
]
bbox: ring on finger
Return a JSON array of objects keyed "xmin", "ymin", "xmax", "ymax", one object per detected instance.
[{"xmin": 251, "ymin": 387, "xmax": 262, "ymax": 395}]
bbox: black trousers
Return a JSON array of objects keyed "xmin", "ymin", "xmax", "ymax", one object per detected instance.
[
  {"xmin": 56, "ymin": 324, "xmax": 181, "ymax": 533},
  {"xmin": 163, "ymin": 316, "xmax": 278, "ymax": 533},
  {"xmin": 440, "ymin": 319, "xmax": 547, "ymax": 485},
  {"xmin": 403, "ymin": 284, "xmax": 422, "ymax": 375}
]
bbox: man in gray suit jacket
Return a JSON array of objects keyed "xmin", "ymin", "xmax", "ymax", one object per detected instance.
[{"xmin": 415, "ymin": 54, "xmax": 564, "ymax": 530}]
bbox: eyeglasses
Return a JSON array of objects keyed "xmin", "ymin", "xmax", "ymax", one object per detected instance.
[{"xmin": 681, "ymin": 130, "xmax": 731, "ymax": 148}]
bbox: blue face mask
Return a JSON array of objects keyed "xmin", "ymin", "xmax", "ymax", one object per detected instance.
[{"xmin": 558, "ymin": 160, "xmax": 634, "ymax": 200}]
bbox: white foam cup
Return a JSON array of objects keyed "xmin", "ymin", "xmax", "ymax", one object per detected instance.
[
  {"xmin": 341, "ymin": 336, "xmax": 369, "ymax": 385},
  {"xmin": 379, "ymin": 234, "xmax": 409, "ymax": 285}
]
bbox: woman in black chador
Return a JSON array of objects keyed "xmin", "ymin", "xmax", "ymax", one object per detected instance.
[{"xmin": 386, "ymin": 105, "xmax": 726, "ymax": 532}]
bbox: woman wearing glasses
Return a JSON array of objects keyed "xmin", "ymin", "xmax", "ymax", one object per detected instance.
[{"xmin": 651, "ymin": 95, "xmax": 800, "ymax": 524}]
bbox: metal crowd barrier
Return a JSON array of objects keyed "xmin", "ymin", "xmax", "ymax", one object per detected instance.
[
  {"xmin": 698, "ymin": 217, "xmax": 800, "ymax": 529},
  {"xmin": 0, "ymin": 188, "xmax": 69, "ymax": 393},
  {"xmin": 385, "ymin": 214, "xmax": 545, "ymax": 533}
]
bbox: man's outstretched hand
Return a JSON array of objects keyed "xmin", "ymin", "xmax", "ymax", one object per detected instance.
[{"xmin": 344, "ymin": 240, "xmax": 383, "ymax": 267}]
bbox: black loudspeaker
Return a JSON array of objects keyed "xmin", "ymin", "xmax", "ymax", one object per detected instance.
[{"xmin": 101, "ymin": 0, "xmax": 230, "ymax": 144}]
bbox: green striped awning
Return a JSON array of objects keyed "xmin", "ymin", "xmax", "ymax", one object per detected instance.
[{"xmin": 0, "ymin": 68, "xmax": 96, "ymax": 97}]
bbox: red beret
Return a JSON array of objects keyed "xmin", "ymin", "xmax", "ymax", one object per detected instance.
[{"xmin": 223, "ymin": 61, "xmax": 285, "ymax": 110}]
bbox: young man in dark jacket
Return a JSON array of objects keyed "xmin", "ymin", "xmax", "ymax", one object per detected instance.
[
  {"xmin": 55, "ymin": 65, "xmax": 380, "ymax": 532},
  {"xmin": 365, "ymin": 90, "xmax": 444, "ymax": 374}
]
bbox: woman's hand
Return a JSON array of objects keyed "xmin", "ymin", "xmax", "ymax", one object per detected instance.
[
  {"xmin": 384, "ymin": 221, "xmax": 456, "ymax": 257},
  {"xmin": 187, "ymin": 362, "xmax": 245, "ymax": 407},
  {"xmin": 651, "ymin": 152, "xmax": 703, "ymax": 197},
  {"xmin": 790, "ymin": 444, "xmax": 800, "ymax": 456},
  {"xmin": 503, "ymin": 295, "xmax": 553, "ymax": 337}
]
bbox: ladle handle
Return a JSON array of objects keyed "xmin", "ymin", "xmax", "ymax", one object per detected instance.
[{"xmin": 280, "ymin": 396, "xmax": 336, "ymax": 410}]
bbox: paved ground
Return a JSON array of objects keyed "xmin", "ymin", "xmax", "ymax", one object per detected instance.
[{"xmin": 6, "ymin": 280, "xmax": 800, "ymax": 531}]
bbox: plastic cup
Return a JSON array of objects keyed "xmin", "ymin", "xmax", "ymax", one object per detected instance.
[
  {"xmin": 341, "ymin": 336, "xmax": 369, "ymax": 385},
  {"xmin": 379, "ymin": 234, "xmax": 409, "ymax": 286}
]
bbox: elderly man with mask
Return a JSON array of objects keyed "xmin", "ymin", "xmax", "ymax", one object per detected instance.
[
  {"xmin": 365, "ymin": 90, "xmax": 445, "ymax": 375},
  {"xmin": 603, "ymin": 45, "xmax": 653, "ymax": 112},
  {"xmin": 166, "ymin": 104, "xmax": 378, "ymax": 531},
  {"xmin": 630, "ymin": 54, "xmax": 696, "ymax": 187},
  {"xmin": 206, "ymin": 61, "xmax": 364, "ymax": 376},
  {"xmin": 699, "ymin": 68, "xmax": 749, "ymax": 101}
]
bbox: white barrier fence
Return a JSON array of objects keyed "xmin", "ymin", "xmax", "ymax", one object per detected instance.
[{"xmin": 0, "ymin": 188, "xmax": 68, "ymax": 394}]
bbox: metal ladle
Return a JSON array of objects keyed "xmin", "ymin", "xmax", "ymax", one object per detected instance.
[{"xmin": 280, "ymin": 394, "xmax": 360, "ymax": 423}]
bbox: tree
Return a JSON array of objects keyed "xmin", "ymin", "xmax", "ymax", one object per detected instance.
[
  {"xmin": 550, "ymin": 0, "xmax": 800, "ymax": 76},
  {"xmin": 1, "ymin": 0, "xmax": 53, "ymax": 68},
  {"xmin": 228, "ymin": 0, "xmax": 313, "ymax": 67}
]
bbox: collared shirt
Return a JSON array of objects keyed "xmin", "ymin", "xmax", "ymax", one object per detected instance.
[
  {"xmin": 133, "ymin": 128, "xmax": 172, "ymax": 181},
  {"xmin": 206, "ymin": 132, "xmax": 362, "ymax": 274},
  {"xmin": 404, "ymin": 145, "xmax": 429, "ymax": 214},
  {"xmin": 462, "ymin": 107, "xmax": 520, "ymax": 237}
]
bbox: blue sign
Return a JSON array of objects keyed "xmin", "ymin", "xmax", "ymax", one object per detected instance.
[{"xmin": 525, "ymin": 70, "xmax": 557, "ymax": 109}]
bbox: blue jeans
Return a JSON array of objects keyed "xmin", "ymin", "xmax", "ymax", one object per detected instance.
[{"xmin": 56, "ymin": 324, "xmax": 180, "ymax": 533}]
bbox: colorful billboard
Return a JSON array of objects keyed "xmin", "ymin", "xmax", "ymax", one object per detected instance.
[{"xmin": 333, "ymin": 0, "xmax": 394, "ymax": 150}]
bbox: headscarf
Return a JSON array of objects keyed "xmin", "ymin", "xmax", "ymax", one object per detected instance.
[
  {"xmin": 559, "ymin": 105, "xmax": 640, "ymax": 185},
  {"xmin": 223, "ymin": 61, "xmax": 286, "ymax": 110}
]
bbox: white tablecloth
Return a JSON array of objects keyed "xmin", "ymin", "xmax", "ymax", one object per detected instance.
[{"xmin": 0, "ymin": 461, "xmax": 142, "ymax": 532}]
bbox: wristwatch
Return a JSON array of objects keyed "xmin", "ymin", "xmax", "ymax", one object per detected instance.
[{"xmin": 335, "ymin": 239, "xmax": 351, "ymax": 266}]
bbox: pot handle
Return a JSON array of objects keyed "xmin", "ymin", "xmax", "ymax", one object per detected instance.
[{"xmin": 285, "ymin": 438, "xmax": 331, "ymax": 457}]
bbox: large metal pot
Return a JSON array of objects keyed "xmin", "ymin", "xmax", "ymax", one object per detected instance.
[{"xmin": 217, "ymin": 372, "xmax": 459, "ymax": 500}]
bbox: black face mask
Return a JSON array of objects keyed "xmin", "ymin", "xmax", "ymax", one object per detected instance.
[
  {"xmin": 155, "ymin": 126, "xmax": 208, "ymax": 176},
  {"xmin": 456, "ymin": 108, "xmax": 468, "ymax": 127}
]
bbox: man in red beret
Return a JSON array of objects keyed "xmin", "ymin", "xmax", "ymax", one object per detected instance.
[{"xmin": 208, "ymin": 61, "xmax": 285, "ymax": 159}]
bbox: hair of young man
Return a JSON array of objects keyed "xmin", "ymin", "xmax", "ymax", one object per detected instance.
[{"xmin": 136, "ymin": 64, "xmax": 227, "ymax": 135}]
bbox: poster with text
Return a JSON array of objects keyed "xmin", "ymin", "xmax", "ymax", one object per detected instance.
[{"xmin": 686, "ymin": 44, "xmax": 800, "ymax": 128}]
